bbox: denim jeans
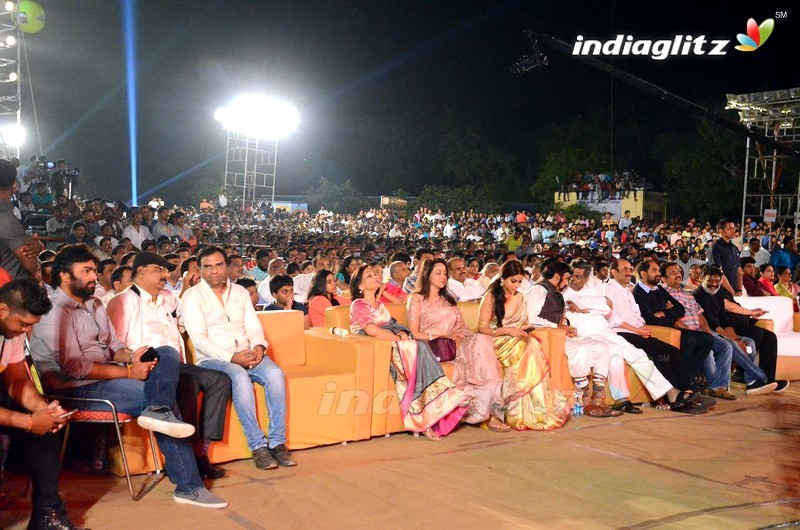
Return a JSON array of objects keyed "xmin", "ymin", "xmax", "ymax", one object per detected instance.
[
  {"xmin": 716, "ymin": 333, "xmax": 766, "ymax": 385},
  {"xmin": 60, "ymin": 346, "xmax": 203, "ymax": 494},
  {"xmin": 199, "ymin": 356, "xmax": 287, "ymax": 451},
  {"xmin": 702, "ymin": 334, "xmax": 733, "ymax": 389}
]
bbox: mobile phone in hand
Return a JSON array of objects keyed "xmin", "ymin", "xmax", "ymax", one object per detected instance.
[
  {"xmin": 140, "ymin": 347, "xmax": 160, "ymax": 362},
  {"xmin": 58, "ymin": 409, "xmax": 78, "ymax": 419}
]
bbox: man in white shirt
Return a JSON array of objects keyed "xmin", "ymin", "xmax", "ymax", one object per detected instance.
[
  {"xmin": 107, "ymin": 252, "xmax": 231, "ymax": 480},
  {"xmin": 739, "ymin": 237, "xmax": 771, "ymax": 267},
  {"xmin": 446, "ymin": 257, "xmax": 484, "ymax": 302},
  {"xmin": 604, "ymin": 259, "xmax": 701, "ymax": 412},
  {"xmin": 121, "ymin": 211, "xmax": 153, "ymax": 250},
  {"xmin": 564, "ymin": 260, "xmax": 675, "ymax": 413},
  {"xmin": 523, "ymin": 261, "xmax": 621, "ymax": 418},
  {"xmin": 181, "ymin": 246, "xmax": 295, "ymax": 470}
]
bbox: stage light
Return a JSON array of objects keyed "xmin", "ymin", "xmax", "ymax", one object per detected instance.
[
  {"xmin": 8, "ymin": 71, "xmax": 16, "ymax": 81},
  {"xmin": 0, "ymin": 123, "xmax": 25, "ymax": 147},
  {"xmin": 4, "ymin": 2, "xmax": 13, "ymax": 12},
  {"xmin": 214, "ymin": 94, "xmax": 299, "ymax": 140},
  {"xmin": 4, "ymin": 35, "xmax": 15, "ymax": 46}
]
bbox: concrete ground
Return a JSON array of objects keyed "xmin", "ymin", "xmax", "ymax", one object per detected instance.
[{"xmin": 3, "ymin": 383, "xmax": 800, "ymax": 529}]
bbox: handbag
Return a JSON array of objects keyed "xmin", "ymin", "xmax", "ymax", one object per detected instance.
[{"xmin": 428, "ymin": 337, "xmax": 457, "ymax": 362}]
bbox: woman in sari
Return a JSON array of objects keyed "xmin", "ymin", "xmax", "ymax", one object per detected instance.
[
  {"xmin": 477, "ymin": 261, "xmax": 569, "ymax": 431},
  {"xmin": 758, "ymin": 264, "xmax": 779, "ymax": 296},
  {"xmin": 774, "ymin": 266, "xmax": 800, "ymax": 311},
  {"xmin": 350, "ymin": 265, "xmax": 467, "ymax": 440},
  {"xmin": 406, "ymin": 259, "xmax": 509, "ymax": 432}
]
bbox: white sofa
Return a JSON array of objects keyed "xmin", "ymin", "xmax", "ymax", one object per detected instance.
[{"xmin": 735, "ymin": 295, "xmax": 800, "ymax": 380}]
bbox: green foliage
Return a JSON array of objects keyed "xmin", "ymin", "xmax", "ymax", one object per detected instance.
[
  {"xmin": 661, "ymin": 120, "xmax": 744, "ymax": 220},
  {"xmin": 187, "ymin": 172, "xmax": 223, "ymax": 208},
  {"xmin": 562, "ymin": 202, "xmax": 603, "ymax": 222},
  {"xmin": 415, "ymin": 184, "xmax": 502, "ymax": 213},
  {"xmin": 303, "ymin": 177, "xmax": 370, "ymax": 214}
]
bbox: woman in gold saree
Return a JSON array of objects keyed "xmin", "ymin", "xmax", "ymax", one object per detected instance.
[{"xmin": 478, "ymin": 261, "xmax": 569, "ymax": 430}]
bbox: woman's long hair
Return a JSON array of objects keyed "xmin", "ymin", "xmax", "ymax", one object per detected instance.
[
  {"xmin": 338, "ymin": 256, "xmax": 356, "ymax": 283},
  {"xmin": 307, "ymin": 270, "xmax": 338, "ymax": 306},
  {"xmin": 414, "ymin": 258, "xmax": 457, "ymax": 306},
  {"xmin": 489, "ymin": 260, "xmax": 526, "ymax": 325}
]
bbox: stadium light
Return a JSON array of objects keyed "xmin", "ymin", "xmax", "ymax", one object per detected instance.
[
  {"xmin": 213, "ymin": 94, "xmax": 299, "ymax": 140},
  {"xmin": 0, "ymin": 123, "xmax": 25, "ymax": 147},
  {"xmin": 4, "ymin": 2, "xmax": 13, "ymax": 13}
]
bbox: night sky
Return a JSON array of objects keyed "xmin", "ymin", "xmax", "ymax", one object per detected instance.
[{"xmin": 16, "ymin": 0, "xmax": 799, "ymax": 205}]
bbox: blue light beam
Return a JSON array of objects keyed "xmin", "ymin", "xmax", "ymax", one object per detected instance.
[{"xmin": 123, "ymin": 0, "xmax": 138, "ymax": 205}]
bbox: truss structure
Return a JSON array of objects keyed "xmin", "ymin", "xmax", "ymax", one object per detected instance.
[{"xmin": 221, "ymin": 130, "xmax": 277, "ymax": 206}]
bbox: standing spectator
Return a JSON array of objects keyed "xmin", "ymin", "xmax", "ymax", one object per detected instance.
[
  {"xmin": 708, "ymin": 219, "xmax": 743, "ymax": 296},
  {"xmin": 0, "ymin": 159, "xmax": 41, "ymax": 279}
]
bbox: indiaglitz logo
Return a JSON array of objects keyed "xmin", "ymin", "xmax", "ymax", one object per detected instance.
[
  {"xmin": 571, "ymin": 17, "xmax": 776, "ymax": 60},
  {"xmin": 735, "ymin": 18, "xmax": 774, "ymax": 52}
]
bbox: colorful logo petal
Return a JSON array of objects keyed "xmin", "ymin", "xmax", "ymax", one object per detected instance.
[
  {"xmin": 746, "ymin": 18, "xmax": 760, "ymax": 45},
  {"xmin": 758, "ymin": 18, "xmax": 774, "ymax": 46},
  {"xmin": 735, "ymin": 18, "xmax": 775, "ymax": 52}
]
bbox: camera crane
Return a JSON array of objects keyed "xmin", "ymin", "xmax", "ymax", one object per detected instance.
[
  {"xmin": 512, "ymin": 31, "xmax": 800, "ymax": 161},
  {"xmin": 513, "ymin": 31, "xmax": 800, "ymax": 239}
]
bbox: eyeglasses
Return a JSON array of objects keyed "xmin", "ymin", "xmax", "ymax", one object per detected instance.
[{"xmin": 143, "ymin": 265, "xmax": 168, "ymax": 273}]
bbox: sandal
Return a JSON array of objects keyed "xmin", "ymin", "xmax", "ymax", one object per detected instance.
[
  {"xmin": 422, "ymin": 428, "xmax": 441, "ymax": 441},
  {"xmin": 584, "ymin": 402, "xmax": 623, "ymax": 418},
  {"xmin": 485, "ymin": 415, "xmax": 511, "ymax": 432},
  {"xmin": 611, "ymin": 400, "xmax": 642, "ymax": 414}
]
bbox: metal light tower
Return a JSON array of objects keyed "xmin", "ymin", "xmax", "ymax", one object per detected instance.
[
  {"xmin": 727, "ymin": 89, "xmax": 800, "ymax": 246},
  {"xmin": 0, "ymin": 1, "xmax": 21, "ymax": 159},
  {"xmin": 214, "ymin": 95, "xmax": 298, "ymax": 208}
]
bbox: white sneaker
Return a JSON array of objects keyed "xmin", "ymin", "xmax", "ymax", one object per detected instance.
[
  {"xmin": 137, "ymin": 409, "xmax": 195, "ymax": 438},
  {"xmin": 174, "ymin": 487, "xmax": 228, "ymax": 509}
]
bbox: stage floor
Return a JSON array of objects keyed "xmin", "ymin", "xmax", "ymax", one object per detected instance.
[{"xmin": 3, "ymin": 383, "xmax": 800, "ymax": 529}]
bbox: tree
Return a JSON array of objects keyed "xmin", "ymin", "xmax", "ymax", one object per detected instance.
[
  {"xmin": 415, "ymin": 184, "xmax": 502, "ymax": 213},
  {"xmin": 303, "ymin": 177, "xmax": 369, "ymax": 214}
]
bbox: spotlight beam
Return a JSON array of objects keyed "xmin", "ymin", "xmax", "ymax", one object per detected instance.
[
  {"xmin": 122, "ymin": 0, "xmax": 138, "ymax": 204},
  {"xmin": 135, "ymin": 152, "xmax": 224, "ymax": 202}
]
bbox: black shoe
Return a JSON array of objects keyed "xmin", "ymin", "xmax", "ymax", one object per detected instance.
[
  {"xmin": 196, "ymin": 455, "xmax": 226, "ymax": 479},
  {"xmin": 268, "ymin": 444, "xmax": 297, "ymax": 467},
  {"xmin": 252, "ymin": 447, "xmax": 278, "ymax": 470},
  {"xmin": 27, "ymin": 507, "xmax": 83, "ymax": 530},
  {"xmin": 731, "ymin": 370, "xmax": 745, "ymax": 384},
  {"xmin": 773, "ymin": 380, "xmax": 790, "ymax": 393},
  {"xmin": 611, "ymin": 400, "xmax": 642, "ymax": 414}
]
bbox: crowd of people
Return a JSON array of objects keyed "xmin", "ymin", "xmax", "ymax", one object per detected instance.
[
  {"xmin": 3, "ymin": 153, "xmax": 800, "ymax": 528},
  {"xmin": 556, "ymin": 169, "xmax": 646, "ymax": 202}
]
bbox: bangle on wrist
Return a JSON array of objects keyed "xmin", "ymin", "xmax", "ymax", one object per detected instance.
[{"xmin": 127, "ymin": 364, "xmax": 131, "ymax": 379}]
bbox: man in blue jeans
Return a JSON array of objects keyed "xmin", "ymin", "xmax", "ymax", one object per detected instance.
[
  {"xmin": 181, "ymin": 245, "xmax": 295, "ymax": 470},
  {"xmin": 29, "ymin": 245, "xmax": 227, "ymax": 509}
]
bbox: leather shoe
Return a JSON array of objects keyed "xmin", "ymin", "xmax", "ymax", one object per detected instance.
[
  {"xmin": 252, "ymin": 447, "xmax": 278, "ymax": 470},
  {"xmin": 611, "ymin": 400, "xmax": 642, "ymax": 414},
  {"xmin": 27, "ymin": 507, "xmax": 84, "ymax": 530},
  {"xmin": 196, "ymin": 455, "xmax": 226, "ymax": 479},
  {"xmin": 269, "ymin": 444, "xmax": 297, "ymax": 467}
]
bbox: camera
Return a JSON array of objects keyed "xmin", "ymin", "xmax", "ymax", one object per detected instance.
[
  {"xmin": 32, "ymin": 155, "xmax": 53, "ymax": 176},
  {"xmin": 61, "ymin": 167, "xmax": 80, "ymax": 177}
]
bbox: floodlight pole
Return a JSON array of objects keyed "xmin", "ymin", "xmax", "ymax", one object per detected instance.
[{"xmin": 222, "ymin": 131, "xmax": 277, "ymax": 210}]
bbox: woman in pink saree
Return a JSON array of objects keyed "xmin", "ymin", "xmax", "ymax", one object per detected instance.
[
  {"xmin": 349, "ymin": 265, "xmax": 467, "ymax": 440},
  {"xmin": 406, "ymin": 258, "xmax": 509, "ymax": 432}
]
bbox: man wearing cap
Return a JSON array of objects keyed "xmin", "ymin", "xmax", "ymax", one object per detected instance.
[{"xmin": 107, "ymin": 252, "xmax": 232, "ymax": 480}]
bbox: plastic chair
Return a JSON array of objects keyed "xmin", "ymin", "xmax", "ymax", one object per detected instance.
[{"xmin": 24, "ymin": 340, "xmax": 165, "ymax": 501}]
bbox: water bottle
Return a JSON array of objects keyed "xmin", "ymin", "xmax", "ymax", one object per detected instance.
[
  {"xmin": 641, "ymin": 402, "xmax": 651, "ymax": 408},
  {"xmin": 330, "ymin": 327, "xmax": 350, "ymax": 337},
  {"xmin": 572, "ymin": 389, "xmax": 584, "ymax": 418}
]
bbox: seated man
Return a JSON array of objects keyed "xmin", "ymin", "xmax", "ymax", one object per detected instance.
[
  {"xmin": 693, "ymin": 265, "xmax": 787, "ymax": 394},
  {"xmin": 107, "ymin": 251, "xmax": 232, "ymax": 479},
  {"xmin": 446, "ymin": 257, "xmax": 484, "ymax": 302},
  {"xmin": 564, "ymin": 260, "xmax": 677, "ymax": 414},
  {"xmin": 29, "ymin": 245, "xmax": 227, "ymax": 509},
  {"xmin": 741, "ymin": 257, "xmax": 769, "ymax": 296},
  {"xmin": 263, "ymin": 274, "xmax": 311, "ymax": 329},
  {"xmin": 524, "ymin": 261, "xmax": 621, "ymax": 418},
  {"xmin": 380, "ymin": 260, "xmax": 410, "ymax": 304},
  {"xmin": 181, "ymin": 245, "xmax": 295, "ymax": 470},
  {"xmin": 0, "ymin": 280, "xmax": 78, "ymax": 530},
  {"xmin": 660, "ymin": 261, "xmax": 734, "ymax": 399},
  {"xmin": 632, "ymin": 259, "xmax": 712, "ymax": 390},
  {"xmin": 605, "ymin": 259, "xmax": 703, "ymax": 412},
  {"xmin": 100, "ymin": 264, "xmax": 133, "ymax": 306}
]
